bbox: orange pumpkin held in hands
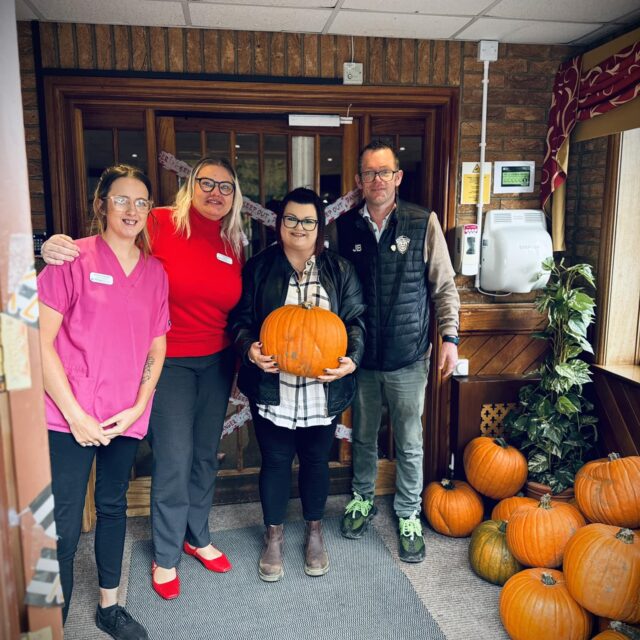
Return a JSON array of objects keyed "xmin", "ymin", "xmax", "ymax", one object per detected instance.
[
  {"xmin": 506, "ymin": 493, "xmax": 586, "ymax": 568},
  {"xmin": 463, "ymin": 436, "xmax": 527, "ymax": 500},
  {"xmin": 575, "ymin": 453, "xmax": 640, "ymax": 529},
  {"xmin": 499, "ymin": 568, "xmax": 592, "ymax": 640},
  {"xmin": 564, "ymin": 525, "xmax": 640, "ymax": 623},
  {"xmin": 422, "ymin": 478, "xmax": 484, "ymax": 537},
  {"xmin": 260, "ymin": 302, "xmax": 347, "ymax": 378}
]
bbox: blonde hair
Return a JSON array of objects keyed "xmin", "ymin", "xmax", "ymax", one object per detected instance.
[
  {"xmin": 92, "ymin": 164, "xmax": 153, "ymax": 256},
  {"xmin": 172, "ymin": 157, "xmax": 244, "ymax": 258}
]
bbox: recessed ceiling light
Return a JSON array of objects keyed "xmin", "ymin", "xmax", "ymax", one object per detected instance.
[
  {"xmin": 327, "ymin": 157, "xmax": 333, "ymax": 162},
  {"xmin": 399, "ymin": 147, "xmax": 406, "ymax": 152},
  {"xmin": 131, "ymin": 153, "xmax": 138, "ymax": 158}
]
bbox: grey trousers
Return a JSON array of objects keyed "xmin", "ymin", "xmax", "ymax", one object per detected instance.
[
  {"xmin": 148, "ymin": 348, "xmax": 234, "ymax": 568},
  {"xmin": 351, "ymin": 357, "xmax": 430, "ymax": 518}
]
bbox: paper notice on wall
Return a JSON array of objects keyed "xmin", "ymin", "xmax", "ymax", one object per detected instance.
[
  {"xmin": 461, "ymin": 162, "xmax": 491, "ymax": 205},
  {"xmin": 0, "ymin": 312, "xmax": 32, "ymax": 391}
]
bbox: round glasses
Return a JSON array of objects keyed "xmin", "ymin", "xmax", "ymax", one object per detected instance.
[
  {"xmin": 106, "ymin": 195, "xmax": 153, "ymax": 214},
  {"xmin": 359, "ymin": 169, "xmax": 398, "ymax": 183},
  {"xmin": 282, "ymin": 215, "xmax": 318, "ymax": 231},
  {"xmin": 195, "ymin": 177, "xmax": 235, "ymax": 196}
]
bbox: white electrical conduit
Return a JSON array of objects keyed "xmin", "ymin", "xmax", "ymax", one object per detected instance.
[{"xmin": 474, "ymin": 59, "xmax": 490, "ymax": 289}]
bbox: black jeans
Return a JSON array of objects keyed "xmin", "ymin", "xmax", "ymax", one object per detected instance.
[
  {"xmin": 49, "ymin": 431, "xmax": 139, "ymax": 623},
  {"xmin": 251, "ymin": 408, "xmax": 337, "ymax": 526},
  {"xmin": 148, "ymin": 349, "xmax": 234, "ymax": 568}
]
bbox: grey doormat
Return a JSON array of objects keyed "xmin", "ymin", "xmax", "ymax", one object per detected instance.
[{"xmin": 126, "ymin": 517, "xmax": 447, "ymax": 640}]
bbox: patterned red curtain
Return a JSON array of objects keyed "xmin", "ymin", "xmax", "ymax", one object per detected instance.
[{"xmin": 541, "ymin": 40, "xmax": 640, "ymax": 209}]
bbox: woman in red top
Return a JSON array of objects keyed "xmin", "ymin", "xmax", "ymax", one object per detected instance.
[{"xmin": 41, "ymin": 157, "xmax": 244, "ymax": 601}]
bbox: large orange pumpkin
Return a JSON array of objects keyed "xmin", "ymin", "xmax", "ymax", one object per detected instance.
[
  {"xmin": 564, "ymin": 525, "xmax": 640, "ymax": 623},
  {"xmin": 491, "ymin": 495, "xmax": 536, "ymax": 522},
  {"xmin": 506, "ymin": 493, "xmax": 586, "ymax": 568},
  {"xmin": 575, "ymin": 453, "xmax": 640, "ymax": 529},
  {"xmin": 468, "ymin": 519, "xmax": 522, "ymax": 585},
  {"xmin": 260, "ymin": 302, "xmax": 347, "ymax": 378},
  {"xmin": 422, "ymin": 478, "xmax": 484, "ymax": 537},
  {"xmin": 463, "ymin": 436, "xmax": 527, "ymax": 499},
  {"xmin": 592, "ymin": 621, "xmax": 640, "ymax": 640},
  {"xmin": 499, "ymin": 568, "xmax": 592, "ymax": 640}
]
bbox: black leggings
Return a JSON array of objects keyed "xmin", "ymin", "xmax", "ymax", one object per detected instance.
[
  {"xmin": 49, "ymin": 431, "xmax": 139, "ymax": 623},
  {"xmin": 251, "ymin": 408, "xmax": 337, "ymax": 526}
]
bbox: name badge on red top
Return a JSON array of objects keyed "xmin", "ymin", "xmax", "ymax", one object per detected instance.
[
  {"xmin": 90, "ymin": 272, "xmax": 114, "ymax": 285},
  {"xmin": 216, "ymin": 253, "xmax": 233, "ymax": 265}
]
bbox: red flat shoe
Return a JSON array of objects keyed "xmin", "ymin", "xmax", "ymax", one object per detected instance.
[
  {"xmin": 151, "ymin": 561, "xmax": 180, "ymax": 600},
  {"xmin": 183, "ymin": 542, "xmax": 232, "ymax": 573}
]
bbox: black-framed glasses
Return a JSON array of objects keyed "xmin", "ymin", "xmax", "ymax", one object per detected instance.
[
  {"xmin": 359, "ymin": 169, "xmax": 398, "ymax": 183},
  {"xmin": 195, "ymin": 177, "xmax": 235, "ymax": 195},
  {"xmin": 106, "ymin": 195, "xmax": 153, "ymax": 213},
  {"xmin": 282, "ymin": 215, "xmax": 318, "ymax": 231}
]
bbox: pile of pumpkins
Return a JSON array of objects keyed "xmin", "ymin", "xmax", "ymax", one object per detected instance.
[{"xmin": 422, "ymin": 436, "xmax": 640, "ymax": 640}]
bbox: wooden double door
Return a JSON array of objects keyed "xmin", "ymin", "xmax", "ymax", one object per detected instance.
[{"xmin": 43, "ymin": 76, "xmax": 458, "ymax": 515}]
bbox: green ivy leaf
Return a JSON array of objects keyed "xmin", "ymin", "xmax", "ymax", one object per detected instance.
[
  {"xmin": 528, "ymin": 453, "xmax": 549, "ymax": 473},
  {"xmin": 556, "ymin": 395, "xmax": 579, "ymax": 416}
]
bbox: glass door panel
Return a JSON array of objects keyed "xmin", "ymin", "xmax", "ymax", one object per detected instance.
[
  {"xmin": 176, "ymin": 131, "xmax": 202, "ymax": 166},
  {"xmin": 235, "ymin": 133, "xmax": 260, "ymax": 202},
  {"xmin": 398, "ymin": 135, "xmax": 423, "ymax": 205},
  {"xmin": 119, "ymin": 130, "xmax": 147, "ymax": 171},
  {"xmin": 264, "ymin": 134, "xmax": 288, "ymax": 206},
  {"xmin": 84, "ymin": 129, "xmax": 114, "ymax": 233},
  {"xmin": 206, "ymin": 131, "xmax": 230, "ymax": 158},
  {"xmin": 320, "ymin": 136, "xmax": 342, "ymax": 205}
]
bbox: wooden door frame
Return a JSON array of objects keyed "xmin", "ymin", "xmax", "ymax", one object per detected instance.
[{"xmin": 42, "ymin": 75, "xmax": 460, "ymax": 512}]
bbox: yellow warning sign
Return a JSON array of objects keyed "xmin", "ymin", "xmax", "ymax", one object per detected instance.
[{"xmin": 461, "ymin": 162, "xmax": 491, "ymax": 205}]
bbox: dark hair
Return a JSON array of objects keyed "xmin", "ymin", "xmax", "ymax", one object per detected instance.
[
  {"xmin": 276, "ymin": 187, "xmax": 326, "ymax": 257},
  {"xmin": 93, "ymin": 164, "xmax": 153, "ymax": 255},
  {"xmin": 358, "ymin": 139, "xmax": 400, "ymax": 173}
]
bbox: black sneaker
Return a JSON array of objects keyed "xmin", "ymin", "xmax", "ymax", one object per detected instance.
[
  {"xmin": 96, "ymin": 605, "xmax": 149, "ymax": 640},
  {"xmin": 340, "ymin": 493, "xmax": 377, "ymax": 539},
  {"xmin": 398, "ymin": 512, "xmax": 425, "ymax": 563}
]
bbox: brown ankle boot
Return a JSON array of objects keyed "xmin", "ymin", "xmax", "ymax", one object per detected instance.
[
  {"xmin": 258, "ymin": 524, "xmax": 284, "ymax": 582},
  {"xmin": 304, "ymin": 520, "xmax": 329, "ymax": 576}
]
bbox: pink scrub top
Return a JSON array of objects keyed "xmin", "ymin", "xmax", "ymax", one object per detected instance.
[{"xmin": 37, "ymin": 235, "xmax": 170, "ymax": 440}]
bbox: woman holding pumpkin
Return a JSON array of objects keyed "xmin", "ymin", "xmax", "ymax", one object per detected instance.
[
  {"xmin": 229, "ymin": 187, "xmax": 365, "ymax": 582},
  {"xmin": 41, "ymin": 157, "xmax": 244, "ymax": 600}
]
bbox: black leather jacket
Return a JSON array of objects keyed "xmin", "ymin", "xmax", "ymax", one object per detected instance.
[{"xmin": 228, "ymin": 244, "xmax": 366, "ymax": 416}]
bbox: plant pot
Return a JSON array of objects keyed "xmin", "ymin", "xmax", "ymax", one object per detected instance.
[{"xmin": 525, "ymin": 480, "xmax": 575, "ymax": 502}]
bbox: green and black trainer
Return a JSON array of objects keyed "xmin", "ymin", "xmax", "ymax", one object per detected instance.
[
  {"xmin": 340, "ymin": 492, "xmax": 377, "ymax": 539},
  {"xmin": 398, "ymin": 512, "xmax": 425, "ymax": 563}
]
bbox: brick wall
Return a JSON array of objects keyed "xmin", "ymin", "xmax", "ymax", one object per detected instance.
[{"xmin": 18, "ymin": 21, "xmax": 583, "ymax": 299}]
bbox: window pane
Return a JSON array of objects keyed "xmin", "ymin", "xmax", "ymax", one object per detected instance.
[
  {"xmin": 264, "ymin": 134, "xmax": 287, "ymax": 205},
  {"xmin": 206, "ymin": 132, "xmax": 230, "ymax": 159},
  {"xmin": 398, "ymin": 136, "xmax": 423, "ymax": 205},
  {"xmin": 235, "ymin": 133, "xmax": 259, "ymax": 202},
  {"xmin": 176, "ymin": 131, "xmax": 202, "ymax": 167},
  {"xmin": 84, "ymin": 129, "xmax": 114, "ymax": 230},
  {"xmin": 320, "ymin": 136, "xmax": 342, "ymax": 205},
  {"xmin": 118, "ymin": 130, "xmax": 147, "ymax": 170}
]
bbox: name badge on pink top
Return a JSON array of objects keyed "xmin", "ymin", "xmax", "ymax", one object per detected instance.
[
  {"xmin": 90, "ymin": 272, "xmax": 114, "ymax": 285},
  {"xmin": 216, "ymin": 253, "xmax": 233, "ymax": 265}
]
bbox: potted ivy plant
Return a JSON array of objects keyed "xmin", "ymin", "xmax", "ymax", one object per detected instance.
[{"xmin": 502, "ymin": 257, "xmax": 598, "ymax": 496}]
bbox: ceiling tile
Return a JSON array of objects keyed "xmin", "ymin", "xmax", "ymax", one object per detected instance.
[
  {"xmin": 569, "ymin": 23, "xmax": 629, "ymax": 46},
  {"xmin": 29, "ymin": 0, "xmax": 186, "ymax": 26},
  {"xmin": 488, "ymin": 0, "xmax": 640, "ymax": 23},
  {"xmin": 342, "ymin": 0, "xmax": 494, "ymax": 15},
  {"xmin": 329, "ymin": 11, "xmax": 471, "ymax": 39},
  {"xmin": 190, "ymin": 3, "xmax": 333, "ymax": 32},
  {"xmin": 455, "ymin": 17, "xmax": 604, "ymax": 44},
  {"xmin": 15, "ymin": 0, "xmax": 39, "ymax": 20},
  {"xmin": 196, "ymin": 0, "xmax": 337, "ymax": 6}
]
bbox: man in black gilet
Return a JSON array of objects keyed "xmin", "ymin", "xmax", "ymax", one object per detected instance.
[{"xmin": 337, "ymin": 140, "xmax": 460, "ymax": 562}]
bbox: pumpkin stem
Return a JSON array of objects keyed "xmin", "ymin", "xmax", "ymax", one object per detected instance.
[
  {"xmin": 610, "ymin": 621, "xmax": 640, "ymax": 640},
  {"xmin": 538, "ymin": 494, "xmax": 552, "ymax": 510},
  {"xmin": 497, "ymin": 520, "xmax": 507, "ymax": 534},
  {"xmin": 440, "ymin": 478, "xmax": 456, "ymax": 490},
  {"xmin": 494, "ymin": 436, "xmax": 508, "ymax": 448},
  {"xmin": 300, "ymin": 301, "xmax": 314, "ymax": 310},
  {"xmin": 540, "ymin": 572, "xmax": 556, "ymax": 586},
  {"xmin": 616, "ymin": 528, "xmax": 635, "ymax": 544},
  {"xmin": 608, "ymin": 452, "xmax": 621, "ymax": 461}
]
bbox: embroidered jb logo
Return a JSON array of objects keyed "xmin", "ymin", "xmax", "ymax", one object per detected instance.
[
  {"xmin": 395, "ymin": 236, "xmax": 410, "ymax": 254},
  {"xmin": 352, "ymin": 244, "xmax": 362, "ymax": 252}
]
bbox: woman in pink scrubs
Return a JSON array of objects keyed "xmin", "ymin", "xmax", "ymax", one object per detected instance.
[
  {"xmin": 41, "ymin": 158, "xmax": 245, "ymax": 601},
  {"xmin": 38, "ymin": 165, "xmax": 169, "ymax": 639}
]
